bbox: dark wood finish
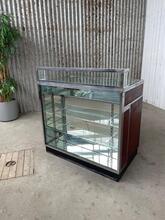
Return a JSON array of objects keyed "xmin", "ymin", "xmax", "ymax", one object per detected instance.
[
  {"xmin": 124, "ymin": 84, "xmax": 143, "ymax": 106},
  {"xmin": 121, "ymin": 93, "xmax": 143, "ymax": 170},
  {"xmin": 128, "ymin": 98, "xmax": 143, "ymax": 160}
]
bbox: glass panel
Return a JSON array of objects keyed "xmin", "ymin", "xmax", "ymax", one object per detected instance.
[
  {"xmin": 38, "ymin": 68, "xmax": 127, "ymax": 88},
  {"xmin": 41, "ymin": 86, "xmax": 120, "ymax": 104},
  {"xmin": 41, "ymin": 86, "xmax": 120, "ymax": 171}
]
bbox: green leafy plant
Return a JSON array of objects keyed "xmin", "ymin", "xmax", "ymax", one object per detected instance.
[
  {"xmin": 0, "ymin": 78, "xmax": 17, "ymax": 102},
  {"xmin": 0, "ymin": 14, "xmax": 21, "ymax": 102}
]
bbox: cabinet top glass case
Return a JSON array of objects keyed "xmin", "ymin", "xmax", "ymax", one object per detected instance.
[{"xmin": 37, "ymin": 67, "xmax": 144, "ymax": 181}]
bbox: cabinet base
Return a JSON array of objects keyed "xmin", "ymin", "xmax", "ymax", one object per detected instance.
[{"xmin": 46, "ymin": 146, "xmax": 137, "ymax": 182}]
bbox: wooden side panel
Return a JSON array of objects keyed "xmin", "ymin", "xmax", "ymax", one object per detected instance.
[
  {"xmin": 124, "ymin": 84, "xmax": 143, "ymax": 106},
  {"xmin": 121, "ymin": 96, "xmax": 143, "ymax": 170},
  {"xmin": 127, "ymin": 98, "xmax": 143, "ymax": 160}
]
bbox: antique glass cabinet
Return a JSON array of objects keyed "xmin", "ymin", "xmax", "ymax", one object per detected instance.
[{"xmin": 37, "ymin": 67, "xmax": 143, "ymax": 181}]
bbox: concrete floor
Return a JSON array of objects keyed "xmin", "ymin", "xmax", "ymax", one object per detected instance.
[{"xmin": 0, "ymin": 103, "xmax": 165, "ymax": 220}]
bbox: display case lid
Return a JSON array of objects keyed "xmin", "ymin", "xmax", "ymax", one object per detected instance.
[{"xmin": 37, "ymin": 67, "xmax": 142, "ymax": 91}]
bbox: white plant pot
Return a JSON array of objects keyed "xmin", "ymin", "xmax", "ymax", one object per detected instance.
[{"xmin": 0, "ymin": 99, "xmax": 19, "ymax": 122}]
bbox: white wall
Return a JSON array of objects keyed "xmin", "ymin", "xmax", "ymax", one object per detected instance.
[{"xmin": 142, "ymin": 0, "xmax": 165, "ymax": 109}]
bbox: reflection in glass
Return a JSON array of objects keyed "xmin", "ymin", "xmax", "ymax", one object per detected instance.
[{"xmin": 42, "ymin": 86, "xmax": 120, "ymax": 171}]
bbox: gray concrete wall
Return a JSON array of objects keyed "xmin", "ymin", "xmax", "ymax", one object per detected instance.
[{"xmin": 0, "ymin": 0, "xmax": 146, "ymax": 112}]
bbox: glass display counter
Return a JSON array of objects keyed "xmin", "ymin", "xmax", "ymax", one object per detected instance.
[{"xmin": 37, "ymin": 67, "xmax": 143, "ymax": 181}]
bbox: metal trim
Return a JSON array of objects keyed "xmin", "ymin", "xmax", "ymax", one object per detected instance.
[
  {"xmin": 37, "ymin": 79, "xmax": 144, "ymax": 93},
  {"xmin": 118, "ymin": 91, "xmax": 125, "ymax": 173},
  {"xmin": 37, "ymin": 67, "xmax": 143, "ymax": 93},
  {"xmin": 123, "ymin": 95, "xmax": 143, "ymax": 112},
  {"xmin": 123, "ymin": 79, "xmax": 144, "ymax": 92},
  {"xmin": 119, "ymin": 106, "xmax": 131, "ymax": 173},
  {"xmin": 38, "ymin": 85, "xmax": 47, "ymax": 144},
  {"xmin": 37, "ymin": 80, "xmax": 124, "ymax": 92},
  {"xmin": 37, "ymin": 66, "xmax": 129, "ymax": 73}
]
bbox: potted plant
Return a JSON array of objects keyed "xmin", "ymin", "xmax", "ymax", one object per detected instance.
[{"xmin": 0, "ymin": 14, "xmax": 21, "ymax": 121}]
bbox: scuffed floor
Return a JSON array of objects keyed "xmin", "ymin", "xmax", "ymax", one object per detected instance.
[{"xmin": 0, "ymin": 103, "xmax": 164, "ymax": 220}]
